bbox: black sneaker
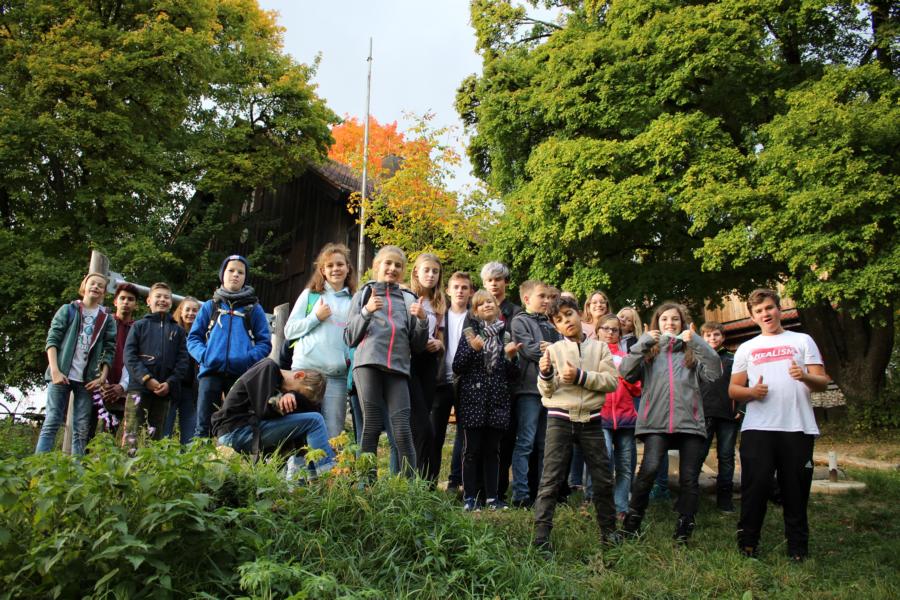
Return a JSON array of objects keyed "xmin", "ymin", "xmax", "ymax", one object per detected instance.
[
  {"xmin": 673, "ymin": 514, "xmax": 695, "ymax": 544},
  {"xmin": 512, "ymin": 498, "xmax": 534, "ymax": 510},
  {"xmin": 789, "ymin": 553, "xmax": 807, "ymax": 564},
  {"xmin": 600, "ymin": 530, "xmax": 624, "ymax": 547},
  {"xmin": 622, "ymin": 511, "xmax": 643, "ymax": 538},
  {"xmin": 486, "ymin": 498, "xmax": 509, "ymax": 511}
]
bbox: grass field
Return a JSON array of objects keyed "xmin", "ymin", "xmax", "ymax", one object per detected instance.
[{"xmin": 1, "ymin": 420, "xmax": 898, "ymax": 598}]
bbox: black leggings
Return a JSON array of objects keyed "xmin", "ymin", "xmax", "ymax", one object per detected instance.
[
  {"xmin": 463, "ymin": 426, "xmax": 503, "ymax": 502},
  {"xmin": 409, "ymin": 352, "xmax": 439, "ymax": 479},
  {"xmin": 354, "ymin": 367, "xmax": 416, "ymax": 477},
  {"xmin": 630, "ymin": 433, "xmax": 706, "ymax": 517}
]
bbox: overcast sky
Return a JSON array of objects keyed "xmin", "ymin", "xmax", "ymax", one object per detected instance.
[{"xmin": 257, "ymin": 0, "xmax": 485, "ymax": 189}]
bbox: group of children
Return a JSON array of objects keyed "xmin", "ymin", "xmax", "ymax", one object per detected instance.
[{"xmin": 36, "ymin": 244, "xmax": 827, "ymax": 561}]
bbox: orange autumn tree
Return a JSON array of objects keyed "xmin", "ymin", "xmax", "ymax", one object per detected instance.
[{"xmin": 328, "ymin": 113, "xmax": 493, "ymax": 273}]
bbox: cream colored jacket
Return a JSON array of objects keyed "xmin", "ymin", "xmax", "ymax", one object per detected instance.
[{"xmin": 537, "ymin": 337, "xmax": 618, "ymax": 422}]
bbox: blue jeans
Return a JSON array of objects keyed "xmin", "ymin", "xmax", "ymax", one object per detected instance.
[
  {"xmin": 603, "ymin": 428, "xmax": 636, "ymax": 513},
  {"xmin": 163, "ymin": 383, "xmax": 197, "ymax": 445},
  {"xmin": 218, "ymin": 412, "xmax": 335, "ymax": 474},
  {"xmin": 511, "ymin": 394, "xmax": 546, "ymax": 502},
  {"xmin": 36, "ymin": 382, "xmax": 92, "ymax": 455},
  {"xmin": 702, "ymin": 417, "xmax": 739, "ymax": 494},
  {"xmin": 322, "ymin": 376, "xmax": 349, "ymax": 439},
  {"xmin": 194, "ymin": 374, "xmax": 236, "ymax": 438}
]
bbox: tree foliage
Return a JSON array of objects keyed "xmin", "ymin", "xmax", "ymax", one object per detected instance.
[
  {"xmin": 459, "ymin": 0, "xmax": 899, "ymax": 411},
  {"xmin": 328, "ymin": 114, "xmax": 495, "ymax": 276},
  {"xmin": 0, "ymin": 0, "xmax": 337, "ymax": 390}
]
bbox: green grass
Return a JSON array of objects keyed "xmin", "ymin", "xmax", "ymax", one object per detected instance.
[{"xmin": 1, "ymin": 422, "xmax": 898, "ymax": 599}]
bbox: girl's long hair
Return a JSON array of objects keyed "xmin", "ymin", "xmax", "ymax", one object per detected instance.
[
  {"xmin": 173, "ymin": 296, "xmax": 201, "ymax": 332},
  {"xmin": 409, "ymin": 252, "xmax": 446, "ymax": 317},
  {"xmin": 617, "ymin": 306, "xmax": 644, "ymax": 337},
  {"xmin": 645, "ymin": 302, "xmax": 695, "ymax": 368},
  {"xmin": 305, "ymin": 243, "xmax": 356, "ymax": 294},
  {"xmin": 582, "ymin": 290, "xmax": 613, "ymax": 325}
]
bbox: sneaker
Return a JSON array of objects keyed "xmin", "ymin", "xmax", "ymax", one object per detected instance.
[
  {"xmin": 673, "ymin": 514, "xmax": 695, "ymax": 544},
  {"xmin": 486, "ymin": 498, "xmax": 509, "ymax": 511},
  {"xmin": 463, "ymin": 498, "xmax": 479, "ymax": 512},
  {"xmin": 511, "ymin": 498, "xmax": 534, "ymax": 510},
  {"xmin": 622, "ymin": 511, "xmax": 643, "ymax": 538},
  {"xmin": 789, "ymin": 553, "xmax": 807, "ymax": 563},
  {"xmin": 740, "ymin": 545, "xmax": 759, "ymax": 559},
  {"xmin": 600, "ymin": 530, "xmax": 624, "ymax": 547}
]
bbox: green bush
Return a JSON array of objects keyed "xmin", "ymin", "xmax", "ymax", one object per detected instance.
[{"xmin": 0, "ymin": 437, "xmax": 573, "ymax": 599}]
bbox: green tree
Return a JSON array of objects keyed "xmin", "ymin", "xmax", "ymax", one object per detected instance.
[
  {"xmin": 458, "ymin": 0, "xmax": 898, "ymax": 418},
  {"xmin": 0, "ymin": 0, "xmax": 336, "ymax": 391}
]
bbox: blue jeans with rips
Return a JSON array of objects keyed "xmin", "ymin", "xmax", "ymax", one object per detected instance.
[
  {"xmin": 603, "ymin": 427, "xmax": 636, "ymax": 514},
  {"xmin": 511, "ymin": 394, "xmax": 546, "ymax": 503},
  {"xmin": 36, "ymin": 382, "xmax": 93, "ymax": 455},
  {"xmin": 218, "ymin": 412, "xmax": 335, "ymax": 475}
]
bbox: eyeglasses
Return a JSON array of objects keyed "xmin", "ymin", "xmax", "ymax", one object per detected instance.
[{"xmin": 598, "ymin": 326, "xmax": 621, "ymax": 334}]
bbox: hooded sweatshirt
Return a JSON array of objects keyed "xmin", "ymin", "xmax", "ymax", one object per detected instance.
[
  {"xmin": 619, "ymin": 332, "xmax": 722, "ymax": 437},
  {"xmin": 283, "ymin": 283, "xmax": 352, "ymax": 377},
  {"xmin": 344, "ymin": 281, "xmax": 429, "ymax": 377}
]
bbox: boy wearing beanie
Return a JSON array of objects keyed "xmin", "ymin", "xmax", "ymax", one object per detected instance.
[{"xmin": 188, "ymin": 254, "xmax": 272, "ymax": 438}]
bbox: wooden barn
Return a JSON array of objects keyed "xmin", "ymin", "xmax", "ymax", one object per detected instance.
[{"xmin": 179, "ymin": 159, "xmax": 372, "ymax": 312}]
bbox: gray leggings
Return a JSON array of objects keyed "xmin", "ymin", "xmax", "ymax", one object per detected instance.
[{"xmin": 354, "ymin": 366, "xmax": 417, "ymax": 477}]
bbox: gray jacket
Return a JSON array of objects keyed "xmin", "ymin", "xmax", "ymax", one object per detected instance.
[
  {"xmin": 344, "ymin": 281, "xmax": 429, "ymax": 377},
  {"xmin": 510, "ymin": 312, "xmax": 561, "ymax": 397},
  {"xmin": 620, "ymin": 333, "xmax": 722, "ymax": 437}
]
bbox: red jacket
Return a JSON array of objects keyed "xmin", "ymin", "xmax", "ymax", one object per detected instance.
[{"xmin": 600, "ymin": 344, "xmax": 641, "ymax": 430}]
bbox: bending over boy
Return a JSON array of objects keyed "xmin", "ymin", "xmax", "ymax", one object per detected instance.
[{"xmin": 212, "ymin": 358, "xmax": 335, "ymax": 478}]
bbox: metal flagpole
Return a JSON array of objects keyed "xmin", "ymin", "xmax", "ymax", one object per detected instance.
[{"xmin": 357, "ymin": 38, "xmax": 373, "ymax": 285}]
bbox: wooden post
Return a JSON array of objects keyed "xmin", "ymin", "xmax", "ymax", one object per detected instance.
[
  {"xmin": 268, "ymin": 303, "xmax": 290, "ymax": 363},
  {"xmin": 828, "ymin": 451, "xmax": 838, "ymax": 482}
]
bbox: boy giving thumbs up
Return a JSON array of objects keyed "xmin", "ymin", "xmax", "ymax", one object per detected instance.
[{"xmin": 532, "ymin": 295, "xmax": 621, "ymax": 551}]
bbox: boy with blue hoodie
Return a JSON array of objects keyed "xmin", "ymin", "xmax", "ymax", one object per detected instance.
[{"xmin": 188, "ymin": 255, "xmax": 272, "ymax": 438}]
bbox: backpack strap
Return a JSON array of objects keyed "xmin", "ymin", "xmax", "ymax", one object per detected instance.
[
  {"xmin": 206, "ymin": 300, "xmax": 257, "ymax": 343},
  {"xmin": 305, "ymin": 292, "xmax": 321, "ymax": 317}
]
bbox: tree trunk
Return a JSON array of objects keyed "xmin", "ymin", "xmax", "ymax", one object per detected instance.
[{"xmin": 797, "ymin": 303, "xmax": 894, "ymax": 409}]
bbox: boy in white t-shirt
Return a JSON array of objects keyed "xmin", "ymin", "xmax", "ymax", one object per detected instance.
[
  {"xmin": 430, "ymin": 271, "xmax": 475, "ymax": 491},
  {"xmin": 35, "ymin": 272, "xmax": 117, "ymax": 456},
  {"xmin": 729, "ymin": 288, "xmax": 829, "ymax": 562}
]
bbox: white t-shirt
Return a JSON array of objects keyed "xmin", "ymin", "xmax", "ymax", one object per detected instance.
[
  {"xmin": 444, "ymin": 308, "xmax": 468, "ymax": 383},
  {"xmin": 422, "ymin": 297, "xmax": 439, "ymax": 340},
  {"xmin": 68, "ymin": 306, "xmax": 100, "ymax": 382},
  {"xmin": 734, "ymin": 330, "xmax": 822, "ymax": 435}
]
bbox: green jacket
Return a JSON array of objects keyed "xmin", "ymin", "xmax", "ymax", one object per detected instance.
[{"xmin": 44, "ymin": 301, "xmax": 117, "ymax": 383}]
